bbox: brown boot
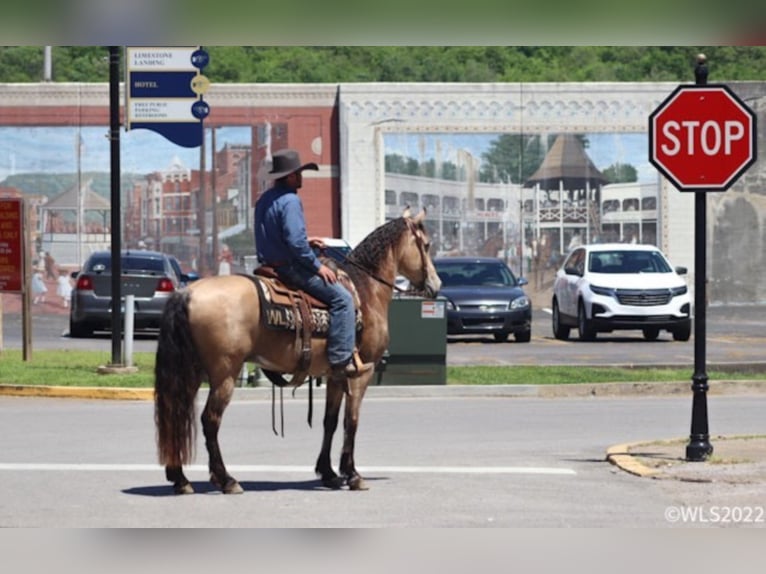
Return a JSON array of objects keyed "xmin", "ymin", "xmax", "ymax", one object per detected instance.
[{"xmin": 331, "ymin": 351, "xmax": 374, "ymax": 378}]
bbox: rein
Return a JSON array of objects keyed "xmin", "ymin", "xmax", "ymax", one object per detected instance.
[
  {"xmin": 324, "ymin": 218, "xmax": 429, "ymax": 294},
  {"xmin": 324, "ymin": 246, "xmax": 406, "ymax": 292}
]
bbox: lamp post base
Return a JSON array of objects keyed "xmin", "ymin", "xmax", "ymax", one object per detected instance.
[{"xmin": 686, "ymin": 436, "xmax": 714, "ymax": 462}]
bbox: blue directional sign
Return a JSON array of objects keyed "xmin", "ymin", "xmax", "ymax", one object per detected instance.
[
  {"xmin": 129, "ymin": 71, "xmax": 198, "ymax": 98},
  {"xmin": 126, "ymin": 47, "xmax": 210, "ymax": 148}
]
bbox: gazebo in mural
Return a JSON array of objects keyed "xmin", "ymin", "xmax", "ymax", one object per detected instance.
[
  {"xmin": 523, "ymin": 134, "xmax": 608, "ymax": 257},
  {"xmin": 39, "ymin": 179, "xmax": 111, "ymax": 267}
]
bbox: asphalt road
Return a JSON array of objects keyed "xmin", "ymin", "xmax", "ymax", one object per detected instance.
[
  {"xmin": 3, "ymin": 305, "xmax": 766, "ymax": 368},
  {"xmin": 2, "ymin": 306, "xmax": 764, "ymax": 528},
  {"xmin": 1, "ymin": 393, "xmax": 764, "ymax": 527}
]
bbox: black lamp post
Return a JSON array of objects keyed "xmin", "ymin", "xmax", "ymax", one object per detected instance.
[{"xmin": 686, "ymin": 53, "xmax": 714, "ymax": 461}]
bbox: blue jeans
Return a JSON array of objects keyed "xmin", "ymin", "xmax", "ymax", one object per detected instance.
[{"xmin": 276, "ymin": 262, "xmax": 355, "ymax": 367}]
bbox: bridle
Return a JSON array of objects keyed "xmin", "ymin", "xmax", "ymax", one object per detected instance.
[
  {"xmin": 326, "ymin": 217, "xmax": 430, "ymax": 293},
  {"xmin": 402, "ymin": 217, "xmax": 430, "ymax": 292}
]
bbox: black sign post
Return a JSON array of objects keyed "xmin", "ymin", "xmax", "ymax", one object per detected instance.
[
  {"xmin": 109, "ymin": 46, "xmax": 123, "ymax": 366},
  {"xmin": 685, "ymin": 55, "xmax": 714, "ymax": 461}
]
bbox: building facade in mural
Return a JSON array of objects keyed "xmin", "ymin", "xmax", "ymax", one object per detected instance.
[{"xmin": 0, "ymin": 81, "xmax": 764, "ymax": 304}]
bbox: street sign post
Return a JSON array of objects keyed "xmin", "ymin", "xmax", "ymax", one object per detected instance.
[{"xmin": 648, "ymin": 55, "xmax": 758, "ymax": 462}]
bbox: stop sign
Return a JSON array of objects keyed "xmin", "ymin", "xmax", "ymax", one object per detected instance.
[{"xmin": 649, "ymin": 84, "xmax": 757, "ymax": 191}]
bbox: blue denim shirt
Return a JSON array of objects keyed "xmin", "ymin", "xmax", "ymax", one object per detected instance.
[{"xmin": 254, "ymin": 183, "xmax": 321, "ymax": 272}]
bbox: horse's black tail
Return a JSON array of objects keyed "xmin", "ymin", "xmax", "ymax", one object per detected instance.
[{"xmin": 154, "ymin": 290, "xmax": 203, "ymax": 467}]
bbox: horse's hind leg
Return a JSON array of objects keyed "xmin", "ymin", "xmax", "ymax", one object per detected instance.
[
  {"xmin": 339, "ymin": 374, "xmax": 371, "ymax": 491},
  {"xmin": 315, "ymin": 377, "xmax": 345, "ymax": 489},
  {"xmin": 202, "ymin": 373, "xmax": 243, "ymax": 494},
  {"xmin": 166, "ymin": 465, "xmax": 194, "ymax": 494}
]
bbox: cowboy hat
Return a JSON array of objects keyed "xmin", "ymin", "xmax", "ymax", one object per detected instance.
[{"xmin": 268, "ymin": 149, "xmax": 319, "ymax": 179}]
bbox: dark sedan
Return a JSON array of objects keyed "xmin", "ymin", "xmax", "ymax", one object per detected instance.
[
  {"xmin": 435, "ymin": 256, "xmax": 532, "ymax": 342},
  {"xmin": 69, "ymin": 250, "xmax": 192, "ymax": 338}
]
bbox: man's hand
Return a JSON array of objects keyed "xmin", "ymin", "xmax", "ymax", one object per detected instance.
[
  {"xmin": 317, "ymin": 263, "xmax": 337, "ymax": 284},
  {"xmin": 309, "ymin": 237, "xmax": 326, "ymax": 250}
]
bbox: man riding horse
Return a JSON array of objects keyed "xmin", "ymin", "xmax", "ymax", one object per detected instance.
[{"xmin": 254, "ymin": 148, "xmax": 374, "ymax": 380}]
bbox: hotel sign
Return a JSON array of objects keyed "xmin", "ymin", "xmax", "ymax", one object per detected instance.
[{"xmin": 126, "ymin": 46, "xmax": 210, "ymax": 148}]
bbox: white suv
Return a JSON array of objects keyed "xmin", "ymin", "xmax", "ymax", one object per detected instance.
[{"xmin": 551, "ymin": 243, "xmax": 692, "ymax": 341}]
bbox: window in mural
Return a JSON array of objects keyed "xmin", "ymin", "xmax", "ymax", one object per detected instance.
[
  {"xmin": 0, "ymin": 125, "xmax": 251, "ymax": 273},
  {"xmin": 384, "ymin": 131, "xmax": 659, "ymax": 277}
]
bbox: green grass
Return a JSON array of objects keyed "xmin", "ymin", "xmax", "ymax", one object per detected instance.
[
  {"xmin": 446, "ymin": 365, "xmax": 766, "ymax": 385},
  {"xmin": 0, "ymin": 350, "xmax": 156, "ymax": 387},
  {"xmin": 1, "ymin": 349, "xmax": 764, "ymax": 388}
]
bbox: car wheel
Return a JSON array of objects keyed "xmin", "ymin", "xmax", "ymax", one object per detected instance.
[
  {"xmin": 514, "ymin": 329, "xmax": 532, "ymax": 343},
  {"xmin": 673, "ymin": 323, "xmax": 691, "ymax": 341},
  {"xmin": 493, "ymin": 332, "xmax": 509, "ymax": 342},
  {"xmin": 578, "ymin": 301, "xmax": 596, "ymax": 341},
  {"xmin": 643, "ymin": 327, "xmax": 660, "ymax": 341},
  {"xmin": 552, "ymin": 299, "xmax": 570, "ymax": 340},
  {"xmin": 69, "ymin": 317, "xmax": 93, "ymax": 338}
]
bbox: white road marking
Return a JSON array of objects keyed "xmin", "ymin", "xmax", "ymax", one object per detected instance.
[{"xmin": 0, "ymin": 463, "xmax": 576, "ymax": 476}]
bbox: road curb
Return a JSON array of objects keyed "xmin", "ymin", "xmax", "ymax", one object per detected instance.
[
  {"xmin": 0, "ymin": 379, "xmax": 763, "ymax": 401},
  {"xmin": 0, "ymin": 385, "xmax": 154, "ymax": 401},
  {"xmin": 606, "ymin": 441, "xmax": 661, "ymax": 478}
]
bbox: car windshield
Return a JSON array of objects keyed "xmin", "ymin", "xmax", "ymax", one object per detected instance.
[
  {"xmin": 436, "ymin": 262, "xmax": 517, "ymax": 287},
  {"xmin": 588, "ymin": 250, "xmax": 673, "ymax": 274},
  {"xmin": 313, "ymin": 239, "xmax": 352, "ymax": 264}
]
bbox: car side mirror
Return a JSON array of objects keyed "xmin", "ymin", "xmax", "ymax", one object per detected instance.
[
  {"xmin": 517, "ymin": 276, "xmax": 529, "ymax": 287},
  {"xmin": 675, "ymin": 266, "xmax": 687, "ymax": 275},
  {"xmin": 183, "ymin": 272, "xmax": 200, "ymax": 283},
  {"xmin": 564, "ymin": 265, "xmax": 580, "ymax": 276}
]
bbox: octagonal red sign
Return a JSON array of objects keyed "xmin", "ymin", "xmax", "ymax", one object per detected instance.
[{"xmin": 649, "ymin": 84, "xmax": 757, "ymax": 191}]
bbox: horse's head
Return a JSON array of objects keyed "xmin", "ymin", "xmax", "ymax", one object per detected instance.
[{"xmin": 397, "ymin": 208, "xmax": 442, "ymax": 298}]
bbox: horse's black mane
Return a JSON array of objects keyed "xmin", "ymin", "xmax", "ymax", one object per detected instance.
[{"xmin": 347, "ymin": 217, "xmax": 409, "ymax": 273}]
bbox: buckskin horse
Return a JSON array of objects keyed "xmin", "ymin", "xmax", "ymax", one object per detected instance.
[{"xmin": 154, "ymin": 208, "xmax": 441, "ymax": 494}]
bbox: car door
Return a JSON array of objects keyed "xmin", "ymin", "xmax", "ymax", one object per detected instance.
[{"xmin": 559, "ymin": 248, "xmax": 585, "ymax": 317}]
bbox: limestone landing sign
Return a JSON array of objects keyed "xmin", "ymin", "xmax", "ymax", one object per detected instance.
[{"xmin": 126, "ymin": 47, "xmax": 210, "ymax": 148}]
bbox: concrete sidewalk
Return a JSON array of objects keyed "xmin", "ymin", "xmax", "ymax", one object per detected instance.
[{"xmin": 607, "ymin": 435, "xmax": 766, "ymax": 485}]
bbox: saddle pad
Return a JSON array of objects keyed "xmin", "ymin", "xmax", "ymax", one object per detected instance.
[{"xmin": 255, "ymin": 277, "xmax": 362, "ymax": 336}]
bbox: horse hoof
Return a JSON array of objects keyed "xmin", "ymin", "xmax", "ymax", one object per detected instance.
[
  {"xmin": 223, "ymin": 481, "xmax": 244, "ymax": 495},
  {"xmin": 174, "ymin": 482, "xmax": 194, "ymax": 495},
  {"xmin": 347, "ymin": 476, "xmax": 369, "ymax": 491}
]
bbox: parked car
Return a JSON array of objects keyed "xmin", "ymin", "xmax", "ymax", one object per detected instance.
[
  {"xmin": 312, "ymin": 237, "xmax": 353, "ymax": 264},
  {"xmin": 434, "ymin": 256, "xmax": 532, "ymax": 342},
  {"xmin": 168, "ymin": 255, "xmax": 200, "ymax": 287},
  {"xmin": 551, "ymin": 243, "xmax": 692, "ymax": 342},
  {"xmin": 69, "ymin": 249, "xmax": 189, "ymax": 338}
]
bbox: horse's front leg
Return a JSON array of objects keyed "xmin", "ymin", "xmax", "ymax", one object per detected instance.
[
  {"xmin": 315, "ymin": 377, "xmax": 345, "ymax": 489},
  {"xmin": 202, "ymin": 374, "xmax": 243, "ymax": 494},
  {"xmin": 339, "ymin": 373, "xmax": 372, "ymax": 491}
]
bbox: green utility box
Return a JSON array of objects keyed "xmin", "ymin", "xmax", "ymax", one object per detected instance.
[{"xmin": 376, "ymin": 295, "xmax": 447, "ymax": 385}]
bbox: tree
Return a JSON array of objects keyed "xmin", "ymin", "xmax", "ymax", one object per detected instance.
[
  {"xmin": 3, "ymin": 47, "xmax": 766, "ymax": 83},
  {"xmin": 602, "ymin": 162, "xmax": 638, "ymax": 183},
  {"xmin": 478, "ymin": 134, "xmax": 552, "ymax": 184}
]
